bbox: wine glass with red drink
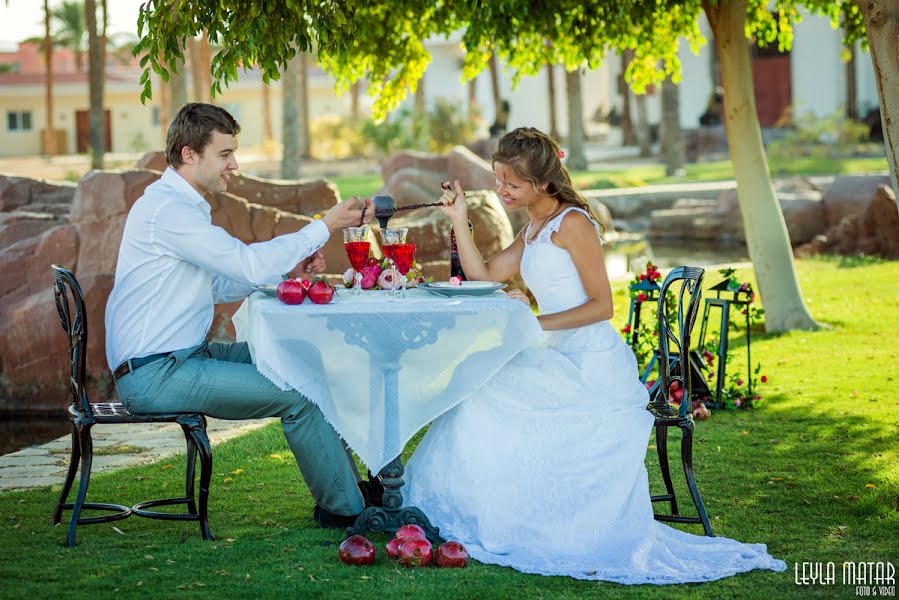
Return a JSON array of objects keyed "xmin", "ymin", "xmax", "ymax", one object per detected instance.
[
  {"xmin": 343, "ymin": 226, "xmax": 370, "ymax": 295},
  {"xmin": 380, "ymin": 227, "xmax": 408, "ymax": 269},
  {"xmin": 390, "ymin": 243, "xmax": 416, "ymax": 297}
]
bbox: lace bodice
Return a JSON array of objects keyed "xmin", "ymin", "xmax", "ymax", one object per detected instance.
[{"xmin": 519, "ymin": 207, "xmax": 602, "ymax": 316}]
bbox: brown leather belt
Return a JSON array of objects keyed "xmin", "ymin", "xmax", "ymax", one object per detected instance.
[{"xmin": 112, "ymin": 352, "xmax": 170, "ymax": 383}]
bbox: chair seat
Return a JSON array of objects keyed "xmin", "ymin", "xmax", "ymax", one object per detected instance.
[
  {"xmin": 647, "ymin": 402, "xmax": 688, "ymax": 423},
  {"xmin": 70, "ymin": 403, "xmax": 206, "ymax": 425}
]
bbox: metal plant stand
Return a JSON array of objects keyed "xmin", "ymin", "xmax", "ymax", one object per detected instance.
[{"xmin": 697, "ymin": 280, "xmax": 753, "ymax": 409}]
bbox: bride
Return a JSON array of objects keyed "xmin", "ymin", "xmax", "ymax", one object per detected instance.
[{"xmin": 403, "ymin": 127, "xmax": 786, "ymax": 584}]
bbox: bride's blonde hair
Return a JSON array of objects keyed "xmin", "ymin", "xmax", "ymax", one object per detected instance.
[{"xmin": 492, "ymin": 127, "xmax": 606, "ymax": 236}]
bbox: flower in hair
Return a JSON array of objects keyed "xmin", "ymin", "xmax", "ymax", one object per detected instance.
[{"xmin": 558, "ymin": 150, "xmax": 565, "ymax": 159}]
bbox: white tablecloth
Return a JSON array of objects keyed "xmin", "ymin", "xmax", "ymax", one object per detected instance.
[{"xmin": 232, "ymin": 288, "xmax": 543, "ymax": 472}]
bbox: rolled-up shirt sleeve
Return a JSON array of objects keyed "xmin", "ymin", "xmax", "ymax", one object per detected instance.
[
  {"xmin": 151, "ymin": 199, "xmax": 330, "ymax": 286},
  {"xmin": 211, "ymin": 274, "xmax": 256, "ymax": 303}
]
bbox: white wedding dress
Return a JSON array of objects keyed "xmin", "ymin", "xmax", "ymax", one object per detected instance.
[{"xmin": 404, "ymin": 207, "xmax": 787, "ymax": 584}]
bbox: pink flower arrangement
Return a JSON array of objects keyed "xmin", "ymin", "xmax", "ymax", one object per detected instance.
[
  {"xmin": 343, "ymin": 256, "xmax": 431, "ymax": 291},
  {"xmin": 377, "ymin": 267, "xmax": 402, "ymax": 290}
]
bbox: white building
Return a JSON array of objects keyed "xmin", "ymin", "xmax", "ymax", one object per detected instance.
[{"xmin": 418, "ymin": 9, "xmax": 880, "ymax": 137}]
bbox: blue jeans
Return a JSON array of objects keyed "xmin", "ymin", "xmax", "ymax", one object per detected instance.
[{"xmin": 115, "ymin": 340, "xmax": 365, "ymax": 517}]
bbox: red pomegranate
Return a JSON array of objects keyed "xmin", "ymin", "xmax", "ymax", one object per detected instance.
[
  {"xmin": 395, "ymin": 524, "xmax": 427, "ymax": 541},
  {"xmin": 338, "ymin": 535, "xmax": 376, "ymax": 566},
  {"xmin": 396, "ymin": 537, "xmax": 433, "ymax": 567},
  {"xmin": 435, "ymin": 541, "xmax": 469, "ymax": 568},
  {"xmin": 385, "ymin": 537, "xmax": 401, "ymax": 560},
  {"xmin": 276, "ymin": 279, "xmax": 306, "ymax": 305},
  {"xmin": 306, "ymin": 278, "xmax": 335, "ymax": 304}
]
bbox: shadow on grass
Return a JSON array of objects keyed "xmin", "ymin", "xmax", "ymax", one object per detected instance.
[
  {"xmin": 650, "ymin": 391, "xmax": 898, "ymax": 559},
  {"xmin": 835, "ymin": 255, "xmax": 889, "ymax": 269},
  {"xmin": 1, "ymin": 395, "xmax": 894, "ymax": 599}
]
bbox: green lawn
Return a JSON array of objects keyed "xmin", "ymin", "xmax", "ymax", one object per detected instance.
[
  {"xmin": 1, "ymin": 257, "xmax": 897, "ymax": 599},
  {"xmin": 333, "ymin": 156, "xmax": 889, "ymax": 199},
  {"xmin": 569, "ymin": 156, "xmax": 889, "ymax": 191},
  {"xmin": 329, "ymin": 174, "xmax": 383, "ymax": 200}
]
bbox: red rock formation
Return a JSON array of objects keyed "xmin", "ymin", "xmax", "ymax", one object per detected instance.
[{"xmin": 798, "ymin": 185, "xmax": 899, "ymax": 259}]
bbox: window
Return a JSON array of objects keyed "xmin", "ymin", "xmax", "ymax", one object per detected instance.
[{"xmin": 7, "ymin": 110, "xmax": 33, "ymax": 132}]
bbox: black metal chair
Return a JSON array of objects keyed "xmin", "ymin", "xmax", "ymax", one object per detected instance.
[
  {"xmin": 645, "ymin": 266, "xmax": 715, "ymax": 536},
  {"xmin": 50, "ymin": 265, "xmax": 214, "ymax": 547}
]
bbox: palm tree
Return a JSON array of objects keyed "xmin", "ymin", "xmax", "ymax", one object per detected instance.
[
  {"xmin": 85, "ymin": 0, "xmax": 105, "ymax": 167},
  {"xmin": 43, "ymin": 0, "xmax": 58, "ymax": 155},
  {"xmin": 51, "ymin": 0, "xmax": 86, "ymax": 72}
]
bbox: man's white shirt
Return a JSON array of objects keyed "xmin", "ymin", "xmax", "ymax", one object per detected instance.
[{"xmin": 105, "ymin": 167, "xmax": 329, "ymax": 370}]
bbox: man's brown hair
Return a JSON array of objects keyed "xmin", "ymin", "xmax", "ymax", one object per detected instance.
[{"xmin": 165, "ymin": 103, "xmax": 240, "ymax": 167}]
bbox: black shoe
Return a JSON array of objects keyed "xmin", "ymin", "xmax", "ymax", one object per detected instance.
[
  {"xmin": 358, "ymin": 476, "xmax": 384, "ymax": 508},
  {"xmin": 312, "ymin": 505, "xmax": 359, "ymax": 529}
]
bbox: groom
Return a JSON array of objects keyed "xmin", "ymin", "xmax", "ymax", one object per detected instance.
[{"xmin": 105, "ymin": 102, "xmax": 376, "ymax": 527}]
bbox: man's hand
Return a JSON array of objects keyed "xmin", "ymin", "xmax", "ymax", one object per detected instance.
[
  {"xmin": 288, "ymin": 250, "xmax": 326, "ymax": 280},
  {"xmin": 322, "ymin": 197, "xmax": 374, "ymax": 232}
]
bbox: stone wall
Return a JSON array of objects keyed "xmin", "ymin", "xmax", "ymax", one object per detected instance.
[{"xmin": 0, "ymin": 165, "xmax": 350, "ymax": 412}]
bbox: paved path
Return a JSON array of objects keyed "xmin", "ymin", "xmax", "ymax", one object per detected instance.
[{"xmin": 0, "ymin": 417, "xmax": 275, "ymax": 492}]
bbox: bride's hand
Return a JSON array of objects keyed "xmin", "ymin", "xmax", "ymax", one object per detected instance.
[
  {"xmin": 438, "ymin": 180, "xmax": 468, "ymax": 223},
  {"xmin": 505, "ymin": 289, "xmax": 531, "ymax": 307}
]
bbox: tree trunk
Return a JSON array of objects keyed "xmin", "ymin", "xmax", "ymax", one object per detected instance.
[
  {"xmin": 298, "ymin": 52, "xmax": 311, "ymax": 159},
  {"xmin": 488, "ymin": 52, "xmax": 502, "ymax": 122},
  {"xmin": 86, "ymin": 0, "xmax": 104, "ymax": 168},
  {"xmin": 620, "ymin": 51, "xmax": 636, "ymax": 146},
  {"xmin": 351, "ymin": 80, "xmax": 361, "ymax": 122},
  {"xmin": 414, "ymin": 74, "xmax": 426, "ymax": 114},
  {"xmin": 158, "ymin": 69, "xmax": 169, "ymax": 146},
  {"xmin": 281, "ymin": 53, "xmax": 300, "ymax": 179},
  {"xmin": 546, "ymin": 62, "xmax": 559, "ymax": 140},
  {"xmin": 845, "ymin": 43, "xmax": 858, "ymax": 121},
  {"xmin": 660, "ymin": 75, "xmax": 685, "ymax": 175},
  {"xmin": 467, "ymin": 76, "xmax": 477, "ymax": 122},
  {"xmin": 704, "ymin": 0, "xmax": 818, "ymax": 331},
  {"xmin": 564, "ymin": 68, "xmax": 588, "ymax": 170},
  {"xmin": 42, "ymin": 0, "xmax": 57, "ymax": 156},
  {"xmin": 199, "ymin": 32, "xmax": 212, "ymax": 103},
  {"xmin": 101, "ymin": 0, "xmax": 107, "ymax": 59},
  {"xmin": 635, "ymin": 92, "xmax": 651, "ymax": 157},
  {"xmin": 261, "ymin": 80, "xmax": 273, "ymax": 156},
  {"xmin": 187, "ymin": 38, "xmax": 208, "ymax": 102},
  {"xmin": 855, "ymin": 0, "xmax": 899, "ymax": 206},
  {"xmin": 169, "ymin": 61, "xmax": 188, "ymax": 114}
]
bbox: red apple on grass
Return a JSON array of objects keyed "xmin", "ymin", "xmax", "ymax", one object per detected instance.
[
  {"xmin": 338, "ymin": 535, "xmax": 376, "ymax": 565},
  {"xmin": 396, "ymin": 537, "xmax": 433, "ymax": 567},
  {"xmin": 276, "ymin": 279, "xmax": 306, "ymax": 305},
  {"xmin": 435, "ymin": 541, "xmax": 469, "ymax": 568}
]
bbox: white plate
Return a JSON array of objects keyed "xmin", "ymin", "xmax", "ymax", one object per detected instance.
[
  {"xmin": 253, "ymin": 285, "xmax": 279, "ymax": 297},
  {"xmin": 422, "ymin": 281, "xmax": 506, "ymax": 297}
]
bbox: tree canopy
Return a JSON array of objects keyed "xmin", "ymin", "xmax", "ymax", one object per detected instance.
[{"xmin": 135, "ymin": 0, "xmax": 866, "ymax": 120}]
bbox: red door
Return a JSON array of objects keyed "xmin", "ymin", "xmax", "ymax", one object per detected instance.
[
  {"xmin": 751, "ymin": 51, "xmax": 792, "ymax": 127},
  {"xmin": 75, "ymin": 110, "xmax": 112, "ymax": 153}
]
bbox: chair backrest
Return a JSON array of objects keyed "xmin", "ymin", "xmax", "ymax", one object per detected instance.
[
  {"xmin": 52, "ymin": 264, "xmax": 92, "ymax": 417},
  {"xmin": 655, "ymin": 266, "xmax": 705, "ymax": 418}
]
